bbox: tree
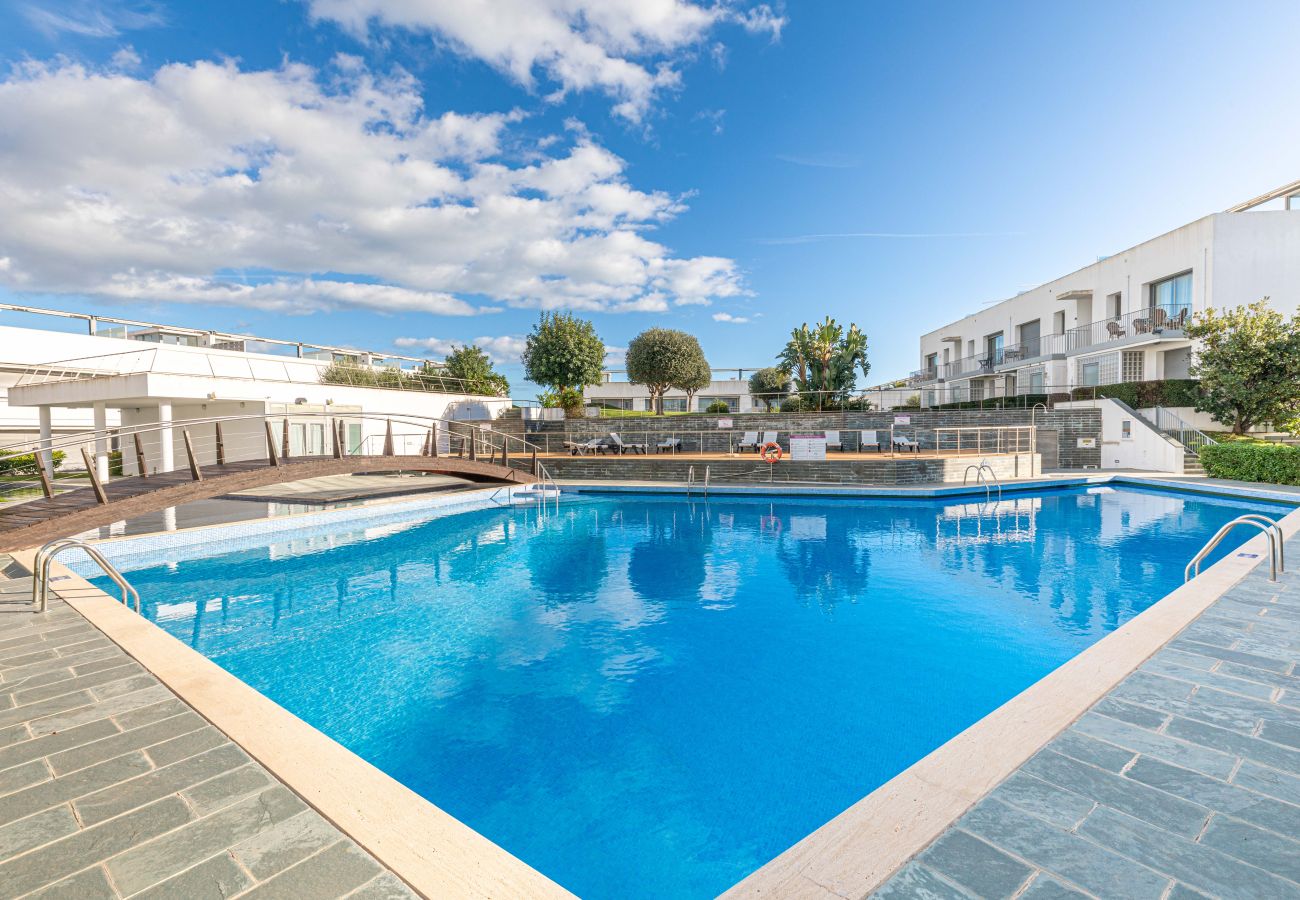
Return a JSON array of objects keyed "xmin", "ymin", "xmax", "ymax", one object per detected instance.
[
  {"xmin": 626, "ymin": 328, "xmax": 708, "ymax": 415},
  {"xmin": 778, "ymin": 317, "xmax": 871, "ymax": 410},
  {"xmin": 1187, "ymin": 299, "xmax": 1300, "ymax": 434},
  {"xmin": 437, "ymin": 345, "xmax": 510, "ymax": 397},
  {"xmin": 748, "ymin": 367, "xmax": 791, "ymax": 411},
  {"xmin": 522, "ymin": 313, "xmax": 605, "ymax": 414},
  {"xmin": 675, "ymin": 353, "xmax": 712, "ymax": 411}
]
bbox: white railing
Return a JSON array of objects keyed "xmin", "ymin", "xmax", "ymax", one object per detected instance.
[{"xmin": 1152, "ymin": 406, "xmax": 1218, "ymax": 457}]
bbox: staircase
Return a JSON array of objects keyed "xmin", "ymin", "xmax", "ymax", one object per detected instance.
[{"xmin": 1182, "ymin": 452, "xmax": 1205, "ymax": 476}]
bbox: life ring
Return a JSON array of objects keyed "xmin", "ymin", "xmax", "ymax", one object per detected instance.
[{"xmin": 760, "ymin": 442, "xmax": 782, "ymax": 463}]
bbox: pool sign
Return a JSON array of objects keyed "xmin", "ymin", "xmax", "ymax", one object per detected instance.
[
  {"xmin": 894, "ymin": 415, "xmax": 911, "ymax": 425},
  {"xmin": 1077, "ymin": 437, "xmax": 1097, "ymax": 449},
  {"xmin": 717, "ymin": 418, "xmax": 733, "ymax": 429},
  {"xmin": 790, "ymin": 434, "xmax": 826, "ymax": 461}
]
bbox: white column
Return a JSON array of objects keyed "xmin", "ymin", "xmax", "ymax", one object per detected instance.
[
  {"xmin": 38, "ymin": 406, "xmax": 53, "ymax": 477},
  {"xmin": 93, "ymin": 402, "xmax": 109, "ymax": 482},
  {"xmin": 158, "ymin": 402, "xmax": 175, "ymax": 474}
]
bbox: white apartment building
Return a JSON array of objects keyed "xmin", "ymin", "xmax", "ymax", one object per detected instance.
[
  {"xmin": 583, "ymin": 368, "xmax": 772, "ymax": 414},
  {"xmin": 911, "ymin": 181, "xmax": 1300, "ymax": 406}
]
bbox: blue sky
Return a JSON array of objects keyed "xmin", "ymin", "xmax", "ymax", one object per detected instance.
[{"xmin": 2, "ymin": 0, "xmax": 1299, "ymax": 394}]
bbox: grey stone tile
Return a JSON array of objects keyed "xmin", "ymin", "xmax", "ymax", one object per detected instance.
[
  {"xmin": 0, "ymin": 689, "xmax": 95, "ymax": 731},
  {"xmin": 1072, "ymin": 711, "xmax": 1236, "ymax": 780},
  {"xmin": 0, "ymin": 804, "xmax": 78, "ymax": 858},
  {"xmin": 1091, "ymin": 696, "xmax": 1168, "ymax": 731},
  {"xmin": 1169, "ymin": 638, "xmax": 1290, "ymax": 674},
  {"xmin": 1259, "ymin": 719, "xmax": 1300, "ymax": 751},
  {"xmin": 1108, "ymin": 670, "xmax": 1197, "ymax": 705},
  {"xmin": 0, "ymin": 750, "xmax": 152, "ymax": 827},
  {"xmin": 1166, "ymin": 884, "xmax": 1212, "ymax": 900},
  {"xmin": 985, "ymin": 772, "xmax": 1095, "ymax": 830},
  {"xmin": 72, "ymin": 656, "xmax": 136, "ymax": 676},
  {"xmin": 918, "ymin": 829, "xmax": 1032, "ymax": 898},
  {"xmin": 959, "ymin": 799, "xmax": 1169, "ymax": 899},
  {"xmin": 1219, "ymin": 661, "xmax": 1300, "ymax": 692},
  {"xmin": 1021, "ymin": 750, "xmax": 1208, "ymax": 838},
  {"xmin": 1190, "ymin": 685, "xmax": 1300, "ymax": 732},
  {"xmin": 0, "ymin": 717, "xmax": 119, "ymax": 773},
  {"xmin": 108, "ymin": 785, "xmax": 307, "ymax": 895},
  {"xmin": 1050, "ymin": 730, "xmax": 1136, "ymax": 773},
  {"xmin": 24, "ymin": 865, "xmax": 117, "ymax": 900},
  {"xmin": 0, "ymin": 723, "xmax": 29, "ymax": 749},
  {"xmin": 237, "ymin": 841, "xmax": 384, "ymax": 900},
  {"xmin": 1078, "ymin": 806, "xmax": 1300, "ymax": 900},
  {"xmin": 183, "ymin": 764, "xmax": 273, "ymax": 817},
  {"xmin": 7, "ymin": 663, "xmax": 141, "ymax": 706},
  {"xmin": 1199, "ymin": 816, "xmax": 1300, "ymax": 883},
  {"xmin": 344, "ymin": 872, "xmax": 418, "ymax": 899},
  {"xmin": 1140, "ymin": 657, "xmax": 1276, "ymax": 701},
  {"xmin": 132, "ymin": 852, "xmax": 254, "ymax": 900},
  {"xmin": 91, "ymin": 672, "xmax": 159, "ymax": 701},
  {"xmin": 47, "ymin": 711, "xmax": 205, "ymax": 775},
  {"xmin": 1016, "ymin": 874, "xmax": 1090, "ymax": 900},
  {"xmin": 114, "ymin": 697, "xmax": 188, "ymax": 731},
  {"xmin": 146, "ymin": 724, "xmax": 226, "ymax": 768},
  {"xmin": 1165, "ymin": 716, "xmax": 1300, "ymax": 775},
  {"xmin": 1124, "ymin": 756, "xmax": 1300, "ymax": 838},
  {"xmin": 27, "ymin": 684, "xmax": 173, "ymax": 735},
  {"xmin": 232, "ymin": 810, "xmax": 340, "ymax": 881},
  {"xmin": 74, "ymin": 743, "xmax": 247, "ymax": 826},
  {"xmin": 0, "ymin": 758, "xmax": 49, "ymax": 796},
  {"xmin": 1178, "ymin": 621, "xmax": 1243, "ymax": 648},
  {"xmin": 0, "ymin": 796, "xmax": 192, "ymax": 898},
  {"xmin": 1232, "ymin": 759, "xmax": 1300, "ymax": 806},
  {"xmin": 872, "ymin": 862, "xmax": 976, "ymax": 899}
]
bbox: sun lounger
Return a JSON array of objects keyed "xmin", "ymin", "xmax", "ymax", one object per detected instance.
[
  {"xmin": 760, "ymin": 431, "xmax": 777, "ymax": 449},
  {"xmin": 736, "ymin": 431, "xmax": 760, "ymax": 452},
  {"xmin": 565, "ymin": 437, "xmax": 606, "ymax": 456},
  {"xmin": 893, "ymin": 435, "xmax": 919, "ymax": 453},
  {"xmin": 656, "ymin": 437, "xmax": 683, "ymax": 453},
  {"xmin": 824, "ymin": 430, "xmax": 842, "ymax": 452},
  {"xmin": 859, "ymin": 430, "xmax": 882, "ymax": 452},
  {"xmin": 610, "ymin": 432, "xmax": 647, "ymax": 455}
]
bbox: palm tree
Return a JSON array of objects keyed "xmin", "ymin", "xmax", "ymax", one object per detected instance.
[{"xmin": 779, "ymin": 318, "xmax": 870, "ymax": 409}]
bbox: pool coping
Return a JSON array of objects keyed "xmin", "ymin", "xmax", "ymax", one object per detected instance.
[{"xmin": 13, "ymin": 476, "xmax": 1298, "ymax": 900}]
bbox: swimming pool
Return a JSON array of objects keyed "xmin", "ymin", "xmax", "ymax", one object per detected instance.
[{"xmin": 90, "ymin": 485, "xmax": 1293, "ymax": 898}]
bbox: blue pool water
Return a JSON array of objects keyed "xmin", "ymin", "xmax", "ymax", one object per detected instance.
[{"xmin": 93, "ymin": 486, "xmax": 1291, "ymax": 898}]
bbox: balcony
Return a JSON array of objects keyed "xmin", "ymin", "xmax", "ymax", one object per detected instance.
[
  {"xmin": 937, "ymin": 304, "xmax": 1192, "ymax": 381},
  {"xmin": 908, "ymin": 366, "xmax": 939, "ymax": 386}
]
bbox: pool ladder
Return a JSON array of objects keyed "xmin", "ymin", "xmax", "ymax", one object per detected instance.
[
  {"xmin": 686, "ymin": 465, "xmax": 710, "ymax": 497},
  {"xmin": 963, "ymin": 460, "xmax": 1002, "ymax": 503},
  {"xmin": 29, "ymin": 538, "xmax": 140, "ymax": 614},
  {"xmin": 1185, "ymin": 515, "xmax": 1285, "ymax": 583}
]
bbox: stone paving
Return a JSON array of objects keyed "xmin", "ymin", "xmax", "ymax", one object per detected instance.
[
  {"xmin": 0, "ymin": 567, "xmax": 417, "ymax": 899},
  {"xmin": 875, "ymin": 538, "xmax": 1300, "ymax": 899}
]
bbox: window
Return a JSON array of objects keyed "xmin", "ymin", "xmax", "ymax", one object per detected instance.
[
  {"xmin": 1053, "ymin": 310, "xmax": 1066, "ymax": 335},
  {"xmin": 924, "ymin": 352, "xmax": 938, "ymax": 373},
  {"xmin": 984, "ymin": 332, "xmax": 1004, "ymax": 366},
  {"xmin": 1017, "ymin": 319, "xmax": 1041, "ymax": 350},
  {"xmin": 1121, "ymin": 351, "xmax": 1144, "ymax": 383},
  {"xmin": 699, "ymin": 396, "xmax": 739, "ymax": 411},
  {"xmin": 1081, "ymin": 361, "xmax": 1100, "ymax": 386},
  {"xmin": 1108, "ymin": 292, "xmax": 1122, "ymax": 318},
  {"xmin": 1028, "ymin": 371, "xmax": 1044, "ymax": 392},
  {"xmin": 661, "ymin": 397, "xmax": 687, "ymax": 412},
  {"xmin": 1151, "ymin": 271, "xmax": 1192, "ymax": 313}
]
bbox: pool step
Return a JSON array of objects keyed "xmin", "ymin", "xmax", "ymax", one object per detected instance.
[{"xmin": 1183, "ymin": 453, "xmax": 1206, "ymax": 476}]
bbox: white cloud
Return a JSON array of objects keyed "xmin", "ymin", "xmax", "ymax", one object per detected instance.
[
  {"xmin": 712, "ymin": 311, "xmax": 749, "ymax": 323},
  {"xmin": 21, "ymin": 1, "xmax": 166, "ymax": 38},
  {"xmin": 305, "ymin": 0, "xmax": 786, "ymax": 122},
  {"xmin": 394, "ymin": 334, "xmax": 526, "ymax": 364},
  {"xmin": 0, "ymin": 56, "xmax": 745, "ymax": 315}
]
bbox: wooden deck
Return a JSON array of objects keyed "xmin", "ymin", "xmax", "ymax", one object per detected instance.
[{"xmin": 0, "ymin": 455, "xmax": 534, "ymax": 552}]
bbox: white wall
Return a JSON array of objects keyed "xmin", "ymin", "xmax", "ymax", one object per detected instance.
[{"xmin": 1055, "ymin": 399, "xmax": 1184, "ymax": 472}]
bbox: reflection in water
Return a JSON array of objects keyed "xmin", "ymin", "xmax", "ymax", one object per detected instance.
[{"xmin": 104, "ymin": 487, "xmax": 1292, "ymax": 900}]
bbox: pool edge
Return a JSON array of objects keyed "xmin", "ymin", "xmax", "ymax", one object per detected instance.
[
  {"xmin": 719, "ymin": 496, "xmax": 1300, "ymax": 899},
  {"xmin": 11, "ymin": 549, "xmax": 574, "ymax": 900}
]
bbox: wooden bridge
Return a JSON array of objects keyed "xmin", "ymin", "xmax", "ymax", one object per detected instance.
[{"xmin": 0, "ymin": 414, "xmax": 543, "ymax": 552}]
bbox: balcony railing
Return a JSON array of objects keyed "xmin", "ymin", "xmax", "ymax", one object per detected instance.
[
  {"xmin": 938, "ymin": 303, "xmax": 1192, "ymax": 380},
  {"xmin": 908, "ymin": 367, "xmax": 939, "ymax": 385}
]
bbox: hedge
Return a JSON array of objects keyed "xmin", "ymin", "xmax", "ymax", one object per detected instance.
[
  {"xmin": 1069, "ymin": 379, "xmax": 1202, "ymax": 408},
  {"xmin": 0, "ymin": 451, "xmax": 66, "ymax": 477},
  {"xmin": 1199, "ymin": 441, "xmax": 1300, "ymax": 485}
]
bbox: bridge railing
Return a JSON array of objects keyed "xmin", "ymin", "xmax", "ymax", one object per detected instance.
[{"xmin": 0, "ymin": 412, "xmax": 549, "ymax": 508}]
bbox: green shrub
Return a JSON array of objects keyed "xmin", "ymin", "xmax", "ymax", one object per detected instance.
[
  {"xmin": 1069, "ymin": 379, "xmax": 1202, "ymax": 408},
  {"xmin": 1199, "ymin": 441, "xmax": 1300, "ymax": 485},
  {"xmin": 0, "ymin": 450, "xmax": 66, "ymax": 477},
  {"xmin": 704, "ymin": 400, "xmax": 731, "ymax": 414}
]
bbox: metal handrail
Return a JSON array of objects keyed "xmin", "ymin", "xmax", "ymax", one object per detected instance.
[
  {"xmin": 1152, "ymin": 406, "xmax": 1219, "ymax": 458},
  {"xmin": 1185, "ymin": 515, "xmax": 1284, "ymax": 583},
  {"xmin": 686, "ymin": 466, "xmax": 696, "ymax": 495},
  {"xmin": 979, "ymin": 460, "xmax": 1002, "ymax": 503},
  {"xmin": 30, "ymin": 538, "xmax": 140, "ymax": 613}
]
